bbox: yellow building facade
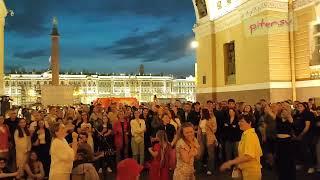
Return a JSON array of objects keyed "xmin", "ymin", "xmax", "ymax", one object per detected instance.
[
  {"xmin": 193, "ymin": 0, "xmax": 320, "ymax": 104},
  {"xmin": 0, "ymin": 0, "xmax": 7, "ymax": 96}
]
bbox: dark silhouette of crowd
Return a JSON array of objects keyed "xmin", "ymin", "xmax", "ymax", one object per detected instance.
[{"xmin": 0, "ymin": 97, "xmax": 319, "ymax": 180}]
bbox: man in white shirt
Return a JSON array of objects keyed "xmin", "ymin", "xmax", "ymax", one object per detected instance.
[{"xmin": 130, "ymin": 110, "xmax": 146, "ymax": 165}]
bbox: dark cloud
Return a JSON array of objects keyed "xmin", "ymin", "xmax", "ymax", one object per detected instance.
[
  {"xmin": 96, "ymin": 28, "xmax": 193, "ymax": 62},
  {"xmin": 14, "ymin": 49, "xmax": 48, "ymax": 59},
  {"xmin": 4, "ymin": 64, "xmax": 23, "ymax": 72},
  {"xmin": 5, "ymin": 0, "xmax": 52, "ymax": 36},
  {"xmin": 5, "ymin": 0, "xmax": 194, "ymax": 36}
]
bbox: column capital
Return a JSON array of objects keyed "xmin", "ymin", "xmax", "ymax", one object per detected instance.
[
  {"xmin": 0, "ymin": 0, "xmax": 8, "ymax": 18},
  {"xmin": 0, "ymin": 0, "xmax": 7, "ymax": 27},
  {"xmin": 193, "ymin": 20, "xmax": 215, "ymax": 39}
]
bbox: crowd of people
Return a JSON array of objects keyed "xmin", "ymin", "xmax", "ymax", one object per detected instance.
[{"xmin": 0, "ymin": 97, "xmax": 319, "ymax": 180}]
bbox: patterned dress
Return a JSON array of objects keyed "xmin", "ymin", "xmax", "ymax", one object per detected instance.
[{"xmin": 173, "ymin": 138, "xmax": 199, "ymax": 180}]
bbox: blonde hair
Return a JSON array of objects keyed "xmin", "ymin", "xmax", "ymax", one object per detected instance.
[
  {"xmin": 156, "ymin": 130, "xmax": 169, "ymax": 166},
  {"xmin": 50, "ymin": 122, "xmax": 61, "ymax": 138},
  {"xmin": 178, "ymin": 122, "xmax": 194, "ymax": 141}
]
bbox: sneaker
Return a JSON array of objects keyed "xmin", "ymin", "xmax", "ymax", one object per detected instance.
[
  {"xmin": 307, "ymin": 168, "xmax": 315, "ymax": 174},
  {"xmin": 206, "ymin": 171, "xmax": 212, "ymax": 176},
  {"xmin": 107, "ymin": 167, "xmax": 112, "ymax": 173}
]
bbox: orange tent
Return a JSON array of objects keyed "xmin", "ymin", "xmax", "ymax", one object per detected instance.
[{"xmin": 94, "ymin": 97, "xmax": 139, "ymax": 108}]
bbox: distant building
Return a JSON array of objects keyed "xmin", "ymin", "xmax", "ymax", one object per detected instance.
[{"xmin": 4, "ymin": 72, "xmax": 195, "ymax": 105}]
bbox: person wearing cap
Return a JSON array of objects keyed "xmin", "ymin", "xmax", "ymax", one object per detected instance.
[{"xmin": 116, "ymin": 158, "xmax": 143, "ymax": 180}]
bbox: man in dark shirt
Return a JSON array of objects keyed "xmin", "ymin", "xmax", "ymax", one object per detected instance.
[
  {"xmin": 227, "ymin": 99, "xmax": 236, "ymax": 109},
  {"xmin": 174, "ymin": 100, "xmax": 184, "ymax": 120},
  {"xmin": 3, "ymin": 110, "xmax": 18, "ymax": 171},
  {"xmin": 158, "ymin": 113, "xmax": 176, "ymax": 143},
  {"xmin": 4, "ymin": 110, "xmax": 18, "ymax": 141},
  {"xmin": 189, "ymin": 102, "xmax": 201, "ymax": 127},
  {"xmin": 180, "ymin": 103, "xmax": 192, "ymax": 124},
  {"xmin": 159, "ymin": 123, "xmax": 176, "ymax": 143}
]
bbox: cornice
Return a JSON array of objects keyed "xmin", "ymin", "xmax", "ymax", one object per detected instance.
[{"xmin": 193, "ymin": 20, "xmax": 215, "ymax": 39}]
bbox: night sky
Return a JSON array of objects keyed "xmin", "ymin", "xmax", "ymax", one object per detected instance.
[{"xmin": 4, "ymin": 0, "xmax": 196, "ymax": 76}]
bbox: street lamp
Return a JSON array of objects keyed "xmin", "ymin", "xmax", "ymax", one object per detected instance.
[{"xmin": 190, "ymin": 40, "xmax": 199, "ymax": 49}]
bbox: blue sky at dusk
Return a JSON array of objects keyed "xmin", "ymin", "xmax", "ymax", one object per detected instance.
[{"xmin": 4, "ymin": 0, "xmax": 196, "ymax": 76}]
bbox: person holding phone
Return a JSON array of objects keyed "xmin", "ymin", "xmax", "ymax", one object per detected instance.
[{"xmin": 49, "ymin": 123, "xmax": 78, "ymax": 180}]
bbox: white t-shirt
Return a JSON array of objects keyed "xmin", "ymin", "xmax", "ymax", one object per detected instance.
[
  {"xmin": 199, "ymin": 119, "xmax": 207, "ymax": 133},
  {"xmin": 49, "ymin": 138, "xmax": 74, "ymax": 175}
]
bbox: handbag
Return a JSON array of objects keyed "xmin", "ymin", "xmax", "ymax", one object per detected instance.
[{"xmin": 232, "ymin": 168, "xmax": 242, "ymax": 179}]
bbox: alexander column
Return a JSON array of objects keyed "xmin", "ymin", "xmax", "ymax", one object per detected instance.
[
  {"xmin": 0, "ymin": 1, "xmax": 7, "ymax": 95},
  {"xmin": 51, "ymin": 17, "xmax": 60, "ymax": 86}
]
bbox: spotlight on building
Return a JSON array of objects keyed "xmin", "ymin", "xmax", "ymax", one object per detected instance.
[{"xmin": 190, "ymin": 40, "xmax": 199, "ymax": 49}]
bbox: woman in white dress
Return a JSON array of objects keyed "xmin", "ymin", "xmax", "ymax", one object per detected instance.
[
  {"xmin": 49, "ymin": 122, "xmax": 78, "ymax": 180},
  {"xmin": 14, "ymin": 118, "xmax": 31, "ymax": 176}
]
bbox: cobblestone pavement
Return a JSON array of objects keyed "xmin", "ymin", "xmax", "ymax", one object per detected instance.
[{"xmin": 100, "ymin": 169, "xmax": 320, "ymax": 180}]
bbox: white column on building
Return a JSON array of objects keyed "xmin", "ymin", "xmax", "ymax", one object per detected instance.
[
  {"xmin": 0, "ymin": 1, "xmax": 7, "ymax": 96},
  {"xmin": 139, "ymin": 80, "xmax": 142, "ymax": 102}
]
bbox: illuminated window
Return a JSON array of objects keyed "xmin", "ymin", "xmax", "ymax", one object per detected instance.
[
  {"xmin": 310, "ymin": 23, "xmax": 320, "ymax": 66},
  {"xmin": 217, "ymin": 1, "xmax": 222, "ymax": 9},
  {"xmin": 224, "ymin": 41, "xmax": 236, "ymax": 84}
]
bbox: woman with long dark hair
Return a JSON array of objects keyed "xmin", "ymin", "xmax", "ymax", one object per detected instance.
[
  {"xmin": 31, "ymin": 120, "xmax": 51, "ymax": 176},
  {"xmin": 24, "ymin": 151, "xmax": 45, "ymax": 180},
  {"xmin": 14, "ymin": 118, "xmax": 31, "ymax": 175},
  {"xmin": 197, "ymin": 108, "xmax": 217, "ymax": 175},
  {"xmin": 274, "ymin": 104, "xmax": 296, "ymax": 180},
  {"xmin": 80, "ymin": 112, "xmax": 94, "ymax": 151},
  {"xmin": 293, "ymin": 102, "xmax": 314, "ymax": 173}
]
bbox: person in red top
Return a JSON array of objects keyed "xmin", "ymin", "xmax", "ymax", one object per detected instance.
[
  {"xmin": 113, "ymin": 110, "xmax": 129, "ymax": 163},
  {"xmin": 116, "ymin": 158, "xmax": 143, "ymax": 180},
  {"xmin": 148, "ymin": 130, "xmax": 170, "ymax": 180},
  {"xmin": 0, "ymin": 115, "xmax": 9, "ymax": 159}
]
